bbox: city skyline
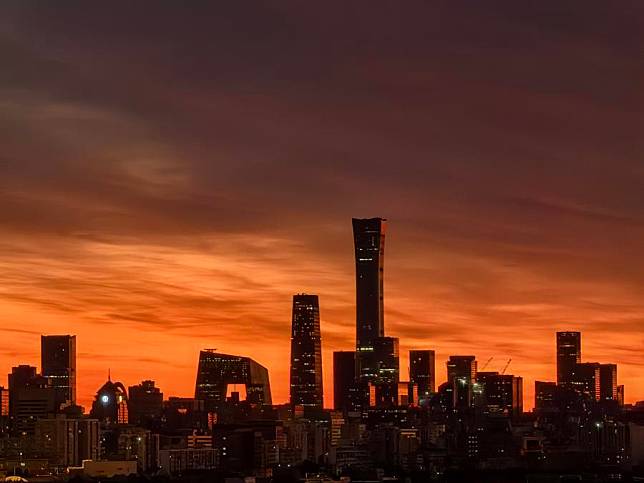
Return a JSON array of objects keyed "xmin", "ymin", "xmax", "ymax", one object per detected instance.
[
  {"xmin": 2, "ymin": 3, "xmax": 643, "ymax": 414},
  {"xmin": 3, "ymin": 315, "xmax": 633, "ymax": 412}
]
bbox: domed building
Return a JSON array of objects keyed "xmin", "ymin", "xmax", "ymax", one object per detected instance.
[{"xmin": 89, "ymin": 374, "xmax": 129, "ymax": 424}]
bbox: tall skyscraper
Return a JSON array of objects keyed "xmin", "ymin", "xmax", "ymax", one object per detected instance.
[
  {"xmin": 599, "ymin": 364, "xmax": 618, "ymax": 402},
  {"xmin": 194, "ymin": 350, "xmax": 272, "ymax": 409},
  {"xmin": 41, "ymin": 335, "xmax": 77, "ymax": 408},
  {"xmin": 556, "ymin": 331, "xmax": 581, "ymax": 385},
  {"xmin": 333, "ymin": 351, "xmax": 355, "ymax": 412},
  {"xmin": 352, "ymin": 218, "xmax": 386, "ymax": 381},
  {"xmin": 289, "ymin": 294, "xmax": 323, "ymax": 409},
  {"xmin": 409, "ymin": 350, "xmax": 436, "ymax": 400}
]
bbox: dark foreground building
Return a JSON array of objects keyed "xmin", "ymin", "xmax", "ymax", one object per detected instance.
[
  {"xmin": 410, "ymin": 349, "xmax": 436, "ymax": 400},
  {"xmin": 333, "ymin": 351, "xmax": 355, "ymax": 412},
  {"xmin": 195, "ymin": 350, "xmax": 272, "ymax": 409}
]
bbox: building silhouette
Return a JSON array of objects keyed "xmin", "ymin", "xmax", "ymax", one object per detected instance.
[
  {"xmin": 9, "ymin": 368, "xmax": 56, "ymax": 436},
  {"xmin": 35, "ymin": 417, "xmax": 100, "ymax": 467},
  {"xmin": 410, "ymin": 349, "xmax": 436, "ymax": 401},
  {"xmin": 128, "ymin": 380, "xmax": 163, "ymax": 427},
  {"xmin": 599, "ymin": 363, "xmax": 618, "ymax": 402},
  {"xmin": 534, "ymin": 381, "xmax": 558, "ymax": 410},
  {"xmin": 476, "ymin": 372, "xmax": 523, "ymax": 417},
  {"xmin": 556, "ymin": 331, "xmax": 581, "ymax": 386},
  {"xmin": 368, "ymin": 336, "xmax": 400, "ymax": 407},
  {"xmin": 8, "ymin": 364, "xmax": 37, "ymax": 419},
  {"xmin": 289, "ymin": 294, "xmax": 323, "ymax": 409},
  {"xmin": 447, "ymin": 355, "xmax": 477, "ymax": 409},
  {"xmin": 89, "ymin": 377, "xmax": 129, "ymax": 424},
  {"xmin": 570, "ymin": 362, "xmax": 600, "ymax": 401},
  {"xmin": 41, "ymin": 335, "xmax": 76, "ymax": 409},
  {"xmin": 194, "ymin": 350, "xmax": 272, "ymax": 409},
  {"xmin": 352, "ymin": 218, "xmax": 386, "ymax": 382},
  {"xmin": 333, "ymin": 351, "xmax": 355, "ymax": 412}
]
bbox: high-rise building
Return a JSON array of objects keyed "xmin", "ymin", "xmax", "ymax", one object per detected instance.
[
  {"xmin": 556, "ymin": 331, "xmax": 581, "ymax": 386},
  {"xmin": 570, "ymin": 362, "xmax": 600, "ymax": 400},
  {"xmin": 194, "ymin": 350, "xmax": 272, "ymax": 409},
  {"xmin": 8, "ymin": 364, "xmax": 37, "ymax": 418},
  {"xmin": 289, "ymin": 294, "xmax": 323, "ymax": 409},
  {"xmin": 41, "ymin": 335, "xmax": 76, "ymax": 410},
  {"xmin": 35, "ymin": 417, "xmax": 100, "ymax": 467},
  {"xmin": 11, "ymin": 374, "xmax": 57, "ymax": 435},
  {"xmin": 447, "ymin": 356, "xmax": 477, "ymax": 410},
  {"xmin": 409, "ymin": 350, "xmax": 436, "ymax": 400},
  {"xmin": 476, "ymin": 372, "xmax": 523, "ymax": 417},
  {"xmin": 333, "ymin": 351, "xmax": 355, "ymax": 412},
  {"xmin": 447, "ymin": 355, "xmax": 477, "ymax": 384},
  {"xmin": 599, "ymin": 364, "xmax": 618, "ymax": 402},
  {"xmin": 353, "ymin": 218, "xmax": 386, "ymax": 382},
  {"xmin": 534, "ymin": 381, "xmax": 558, "ymax": 410},
  {"xmin": 128, "ymin": 380, "xmax": 163, "ymax": 427},
  {"xmin": 369, "ymin": 337, "xmax": 400, "ymax": 407}
]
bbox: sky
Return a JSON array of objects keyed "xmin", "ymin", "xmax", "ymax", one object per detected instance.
[{"xmin": 0, "ymin": 2, "xmax": 643, "ymax": 410}]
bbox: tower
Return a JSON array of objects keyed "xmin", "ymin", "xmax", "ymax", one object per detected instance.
[
  {"xmin": 352, "ymin": 217, "xmax": 386, "ymax": 382},
  {"xmin": 41, "ymin": 335, "xmax": 77, "ymax": 409},
  {"xmin": 289, "ymin": 294, "xmax": 324, "ymax": 408},
  {"xmin": 556, "ymin": 331, "xmax": 581, "ymax": 386}
]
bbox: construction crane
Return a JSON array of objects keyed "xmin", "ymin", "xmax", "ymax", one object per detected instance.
[
  {"xmin": 501, "ymin": 358, "xmax": 512, "ymax": 374},
  {"xmin": 480, "ymin": 356, "xmax": 494, "ymax": 371}
]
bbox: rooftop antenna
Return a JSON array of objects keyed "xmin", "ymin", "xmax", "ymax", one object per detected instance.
[{"xmin": 108, "ymin": 368, "xmax": 111, "ymax": 381}]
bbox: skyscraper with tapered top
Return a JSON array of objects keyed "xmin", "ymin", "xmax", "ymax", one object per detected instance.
[
  {"xmin": 290, "ymin": 294, "xmax": 323, "ymax": 408},
  {"xmin": 352, "ymin": 218, "xmax": 386, "ymax": 382}
]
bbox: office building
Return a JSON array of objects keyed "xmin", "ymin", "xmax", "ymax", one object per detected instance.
[
  {"xmin": 353, "ymin": 218, "xmax": 386, "ymax": 382},
  {"xmin": 12, "ymin": 377, "xmax": 57, "ymax": 435},
  {"xmin": 447, "ymin": 355, "xmax": 477, "ymax": 410},
  {"xmin": 333, "ymin": 351, "xmax": 355, "ymax": 412},
  {"xmin": 128, "ymin": 380, "xmax": 163, "ymax": 427},
  {"xmin": 35, "ymin": 416, "xmax": 100, "ymax": 467},
  {"xmin": 409, "ymin": 349, "xmax": 436, "ymax": 400},
  {"xmin": 599, "ymin": 363, "xmax": 618, "ymax": 402},
  {"xmin": 194, "ymin": 350, "xmax": 272, "ymax": 409},
  {"xmin": 556, "ymin": 331, "xmax": 581, "ymax": 385},
  {"xmin": 476, "ymin": 372, "xmax": 523, "ymax": 416},
  {"xmin": 289, "ymin": 294, "xmax": 323, "ymax": 409},
  {"xmin": 570, "ymin": 362, "xmax": 600, "ymax": 400},
  {"xmin": 41, "ymin": 335, "xmax": 77, "ymax": 409},
  {"xmin": 534, "ymin": 381, "xmax": 558, "ymax": 410},
  {"xmin": 367, "ymin": 336, "xmax": 399, "ymax": 407},
  {"xmin": 8, "ymin": 364, "xmax": 37, "ymax": 418}
]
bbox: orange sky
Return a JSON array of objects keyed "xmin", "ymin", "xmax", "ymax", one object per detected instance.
[{"xmin": 0, "ymin": 2, "xmax": 643, "ymax": 410}]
